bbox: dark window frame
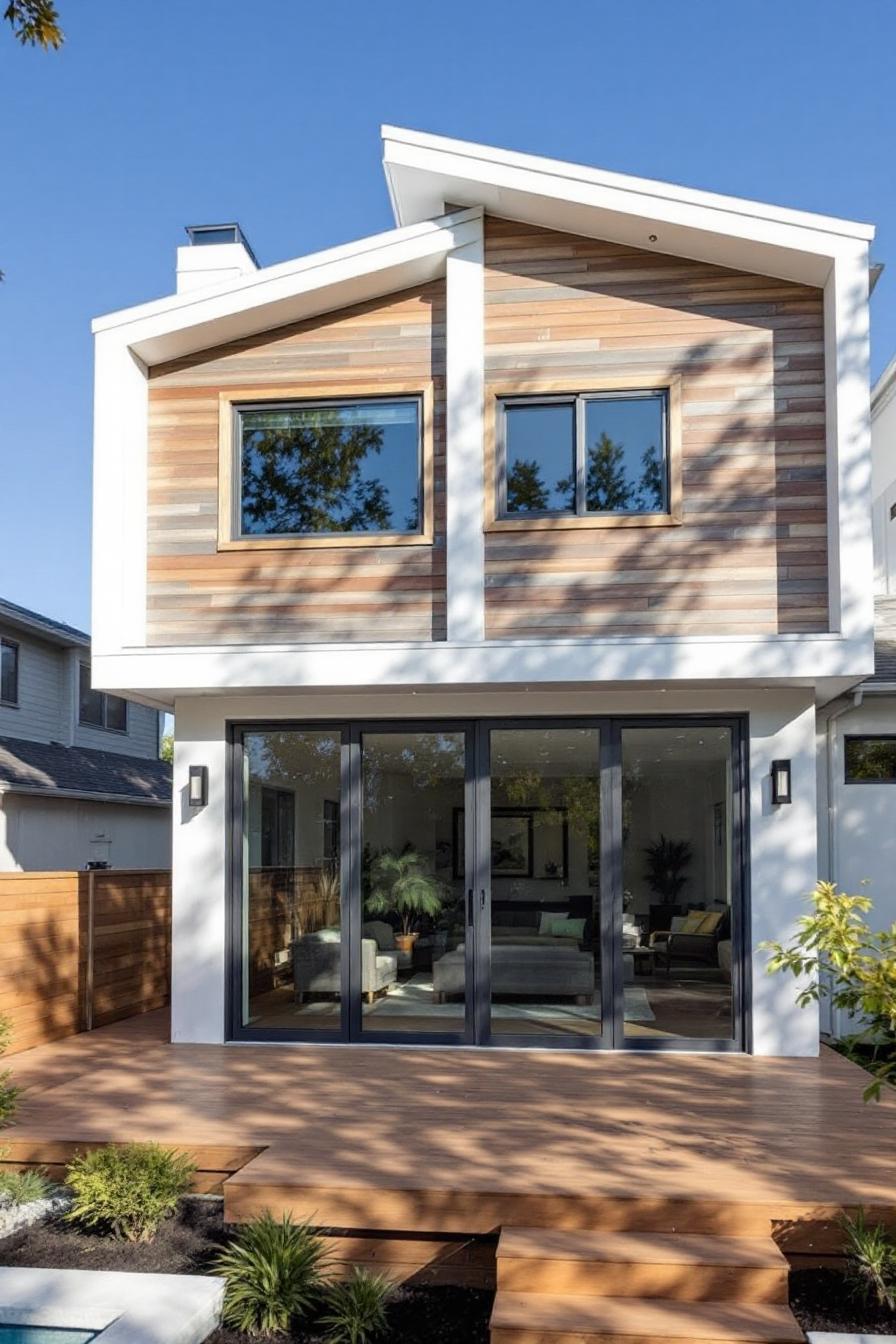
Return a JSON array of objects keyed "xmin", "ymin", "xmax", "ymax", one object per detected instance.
[
  {"xmin": 0, "ymin": 638, "xmax": 19, "ymax": 708},
  {"xmin": 78, "ymin": 663, "xmax": 128, "ymax": 735},
  {"xmin": 233, "ymin": 393, "xmax": 426, "ymax": 542},
  {"xmin": 844, "ymin": 734, "xmax": 896, "ymax": 784},
  {"xmin": 497, "ymin": 388, "xmax": 671, "ymax": 521}
]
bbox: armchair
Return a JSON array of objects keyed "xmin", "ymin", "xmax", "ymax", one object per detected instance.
[{"xmin": 650, "ymin": 909, "xmax": 730, "ymax": 974}]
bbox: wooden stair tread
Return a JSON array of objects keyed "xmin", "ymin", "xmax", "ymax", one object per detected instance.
[
  {"xmin": 497, "ymin": 1229, "xmax": 788, "ymax": 1268},
  {"xmin": 490, "ymin": 1293, "xmax": 805, "ymax": 1341}
]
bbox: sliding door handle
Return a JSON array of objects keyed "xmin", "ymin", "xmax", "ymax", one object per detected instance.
[
  {"xmin": 480, "ymin": 889, "xmax": 486, "ymax": 911},
  {"xmin": 467, "ymin": 888, "xmax": 474, "ymax": 925}
]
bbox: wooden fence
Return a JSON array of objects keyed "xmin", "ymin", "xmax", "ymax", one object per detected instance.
[{"xmin": 0, "ymin": 869, "xmax": 171, "ymax": 1054}]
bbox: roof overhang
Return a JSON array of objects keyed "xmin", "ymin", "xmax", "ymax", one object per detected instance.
[
  {"xmin": 92, "ymin": 207, "xmax": 483, "ymax": 367},
  {"xmin": 0, "ymin": 781, "xmax": 169, "ymax": 807},
  {"xmin": 382, "ymin": 126, "xmax": 875, "ymax": 288},
  {"xmin": 0, "ymin": 602, "xmax": 89, "ymax": 650}
]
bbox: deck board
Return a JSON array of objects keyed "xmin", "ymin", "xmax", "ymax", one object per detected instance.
[{"xmin": 5, "ymin": 1010, "xmax": 895, "ymax": 1237}]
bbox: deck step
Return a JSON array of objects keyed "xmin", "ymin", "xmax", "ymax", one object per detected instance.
[
  {"xmin": 489, "ymin": 1292, "xmax": 805, "ymax": 1343},
  {"xmin": 496, "ymin": 1230, "xmax": 789, "ymax": 1301}
]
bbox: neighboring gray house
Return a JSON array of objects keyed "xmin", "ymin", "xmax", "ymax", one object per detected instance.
[{"xmin": 0, "ymin": 598, "xmax": 171, "ymax": 871}]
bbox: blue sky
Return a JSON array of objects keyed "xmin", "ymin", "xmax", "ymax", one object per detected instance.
[{"xmin": 1, "ymin": 0, "xmax": 893, "ymax": 630}]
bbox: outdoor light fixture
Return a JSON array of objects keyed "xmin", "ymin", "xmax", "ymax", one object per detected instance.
[
  {"xmin": 771, "ymin": 759, "xmax": 792, "ymax": 805},
  {"xmin": 188, "ymin": 765, "xmax": 208, "ymax": 808}
]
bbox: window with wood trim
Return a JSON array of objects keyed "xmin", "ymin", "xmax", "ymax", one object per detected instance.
[
  {"xmin": 0, "ymin": 638, "xmax": 19, "ymax": 706},
  {"xmin": 498, "ymin": 389, "xmax": 671, "ymax": 521},
  {"xmin": 79, "ymin": 664, "xmax": 128, "ymax": 733},
  {"xmin": 234, "ymin": 395, "xmax": 424, "ymax": 540}
]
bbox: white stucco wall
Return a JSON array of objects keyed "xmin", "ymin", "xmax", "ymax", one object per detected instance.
[
  {"xmin": 0, "ymin": 794, "xmax": 171, "ymax": 872},
  {"xmin": 171, "ymin": 686, "xmax": 818, "ymax": 1056}
]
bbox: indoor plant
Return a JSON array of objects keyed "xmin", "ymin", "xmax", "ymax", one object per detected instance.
[
  {"xmin": 365, "ymin": 848, "xmax": 445, "ymax": 953},
  {"xmin": 643, "ymin": 834, "xmax": 693, "ymax": 932}
]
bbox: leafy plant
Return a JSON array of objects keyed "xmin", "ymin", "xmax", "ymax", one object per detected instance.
[
  {"xmin": 0, "ymin": 1014, "xmax": 20, "ymax": 1132},
  {"xmin": 66, "ymin": 1142, "xmax": 195, "ymax": 1242},
  {"xmin": 642, "ymin": 834, "xmax": 693, "ymax": 905},
  {"xmin": 762, "ymin": 880, "xmax": 896, "ymax": 1101},
  {"xmin": 840, "ymin": 1209, "xmax": 896, "ymax": 1310},
  {"xmin": 320, "ymin": 1268, "xmax": 395, "ymax": 1344},
  {"xmin": 214, "ymin": 1211, "xmax": 328, "ymax": 1337},
  {"xmin": 0, "ymin": 1168, "xmax": 53, "ymax": 1206},
  {"xmin": 365, "ymin": 849, "xmax": 445, "ymax": 936}
]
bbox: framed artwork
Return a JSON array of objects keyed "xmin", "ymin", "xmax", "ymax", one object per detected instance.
[{"xmin": 452, "ymin": 807, "xmax": 566, "ymax": 880}]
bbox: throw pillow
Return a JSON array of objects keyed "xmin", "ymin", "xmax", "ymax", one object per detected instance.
[
  {"xmin": 539, "ymin": 910, "xmax": 567, "ymax": 935},
  {"xmin": 681, "ymin": 911, "xmax": 706, "ymax": 933},
  {"xmin": 697, "ymin": 911, "xmax": 724, "ymax": 935},
  {"xmin": 547, "ymin": 917, "xmax": 586, "ymax": 941}
]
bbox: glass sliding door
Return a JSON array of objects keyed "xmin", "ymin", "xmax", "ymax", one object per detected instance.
[
  {"xmin": 240, "ymin": 727, "xmax": 344, "ymax": 1034},
  {"xmin": 487, "ymin": 727, "xmax": 603, "ymax": 1041},
  {"xmin": 359, "ymin": 728, "xmax": 471, "ymax": 1038},
  {"xmin": 620, "ymin": 724, "xmax": 736, "ymax": 1043}
]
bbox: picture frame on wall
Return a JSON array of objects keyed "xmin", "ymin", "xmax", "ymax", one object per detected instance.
[{"xmin": 452, "ymin": 807, "xmax": 567, "ymax": 880}]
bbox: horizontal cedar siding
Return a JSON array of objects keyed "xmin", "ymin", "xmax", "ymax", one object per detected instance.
[
  {"xmin": 146, "ymin": 284, "xmax": 446, "ymax": 646},
  {"xmin": 0, "ymin": 870, "xmax": 171, "ymax": 1054},
  {"xmin": 483, "ymin": 216, "xmax": 829, "ymax": 638}
]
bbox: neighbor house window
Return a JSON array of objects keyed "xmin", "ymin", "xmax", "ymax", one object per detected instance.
[
  {"xmin": 260, "ymin": 787, "xmax": 295, "ymax": 867},
  {"xmin": 500, "ymin": 390, "xmax": 669, "ymax": 518},
  {"xmin": 236, "ymin": 396, "xmax": 423, "ymax": 538},
  {"xmin": 79, "ymin": 664, "xmax": 128, "ymax": 733},
  {"xmin": 845, "ymin": 736, "xmax": 896, "ymax": 783},
  {"xmin": 0, "ymin": 638, "xmax": 18, "ymax": 706}
]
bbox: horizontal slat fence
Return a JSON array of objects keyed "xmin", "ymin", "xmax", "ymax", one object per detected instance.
[{"xmin": 0, "ymin": 869, "xmax": 171, "ymax": 1054}]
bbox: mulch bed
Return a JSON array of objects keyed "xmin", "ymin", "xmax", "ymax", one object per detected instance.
[
  {"xmin": 790, "ymin": 1267, "xmax": 896, "ymax": 1335},
  {"xmin": 0, "ymin": 1198, "xmax": 492, "ymax": 1342}
]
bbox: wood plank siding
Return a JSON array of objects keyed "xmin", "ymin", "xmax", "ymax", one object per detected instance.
[
  {"xmin": 146, "ymin": 283, "xmax": 446, "ymax": 645},
  {"xmin": 482, "ymin": 217, "xmax": 829, "ymax": 638}
]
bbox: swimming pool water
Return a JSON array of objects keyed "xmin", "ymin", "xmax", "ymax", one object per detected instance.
[{"xmin": 0, "ymin": 1328, "xmax": 98, "ymax": 1343}]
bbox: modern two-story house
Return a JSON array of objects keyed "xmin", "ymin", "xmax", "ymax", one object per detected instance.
[
  {"xmin": 0, "ymin": 597, "xmax": 171, "ymax": 869},
  {"xmin": 90, "ymin": 128, "xmax": 876, "ymax": 1057}
]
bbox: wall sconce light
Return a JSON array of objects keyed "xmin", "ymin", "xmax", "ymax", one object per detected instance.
[
  {"xmin": 188, "ymin": 765, "xmax": 208, "ymax": 808},
  {"xmin": 771, "ymin": 759, "xmax": 792, "ymax": 805}
]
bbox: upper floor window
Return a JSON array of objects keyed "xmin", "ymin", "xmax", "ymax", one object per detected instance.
[
  {"xmin": 79, "ymin": 664, "xmax": 127, "ymax": 733},
  {"xmin": 499, "ymin": 390, "xmax": 669, "ymax": 519},
  {"xmin": 845, "ymin": 736, "xmax": 896, "ymax": 783},
  {"xmin": 236, "ymin": 396, "xmax": 423, "ymax": 539},
  {"xmin": 0, "ymin": 638, "xmax": 18, "ymax": 706}
]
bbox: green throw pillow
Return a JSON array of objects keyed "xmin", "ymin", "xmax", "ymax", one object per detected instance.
[{"xmin": 547, "ymin": 917, "xmax": 586, "ymax": 940}]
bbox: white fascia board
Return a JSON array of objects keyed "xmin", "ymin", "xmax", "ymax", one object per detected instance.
[
  {"xmin": 91, "ymin": 632, "xmax": 875, "ymax": 701},
  {"xmin": 382, "ymin": 128, "xmax": 874, "ymax": 287},
  {"xmin": 872, "ymin": 352, "xmax": 896, "ymax": 418},
  {"xmin": 92, "ymin": 208, "xmax": 482, "ymax": 367}
]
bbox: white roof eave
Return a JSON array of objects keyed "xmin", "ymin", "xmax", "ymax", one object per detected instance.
[{"xmin": 382, "ymin": 126, "xmax": 874, "ymax": 288}]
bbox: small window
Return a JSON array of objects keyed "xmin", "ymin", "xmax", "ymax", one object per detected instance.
[
  {"xmin": 237, "ymin": 397, "xmax": 422, "ymax": 539},
  {"xmin": 0, "ymin": 638, "xmax": 19, "ymax": 706},
  {"xmin": 261, "ymin": 787, "xmax": 295, "ymax": 867},
  {"xmin": 500, "ymin": 390, "xmax": 669, "ymax": 519},
  {"xmin": 845, "ymin": 736, "xmax": 896, "ymax": 783},
  {"xmin": 79, "ymin": 664, "xmax": 128, "ymax": 733}
]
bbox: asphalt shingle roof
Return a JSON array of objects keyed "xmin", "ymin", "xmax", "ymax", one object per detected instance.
[{"xmin": 0, "ymin": 735, "xmax": 171, "ymax": 805}]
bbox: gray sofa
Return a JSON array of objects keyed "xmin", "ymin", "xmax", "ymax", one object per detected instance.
[
  {"xmin": 292, "ymin": 927, "xmax": 398, "ymax": 1004},
  {"xmin": 432, "ymin": 943, "xmax": 594, "ymax": 1004}
]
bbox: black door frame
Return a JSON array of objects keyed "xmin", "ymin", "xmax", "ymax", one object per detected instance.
[{"xmin": 227, "ymin": 714, "xmax": 749, "ymax": 1051}]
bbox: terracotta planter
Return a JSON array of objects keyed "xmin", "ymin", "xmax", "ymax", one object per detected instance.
[{"xmin": 395, "ymin": 933, "xmax": 419, "ymax": 955}]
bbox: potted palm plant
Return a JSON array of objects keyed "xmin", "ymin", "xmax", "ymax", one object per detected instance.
[
  {"xmin": 365, "ymin": 849, "xmax": 445, "ymax": 954},
  {"xmin": 643, "ymin": 834, "xmax": 693, "ymax": 933}
]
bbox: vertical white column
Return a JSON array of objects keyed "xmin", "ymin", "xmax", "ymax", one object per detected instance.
[
  {"xmin": 92, "ymin": 333, "xmax": 148, "ymax": 655},
  {"xmin": 749, "ymin": 693, "xmax": 820, "ymax": 1056},
  {"xmin": 445, "ymin": 211, "xmax": 486, "ymax": 642},
  {"xmin": 824, "ymin": 244, "xmax": 874, "ymax": 643},
  {"xmin": 171, "ymin": 696, "xmax": 228, "ymax": 1043}
]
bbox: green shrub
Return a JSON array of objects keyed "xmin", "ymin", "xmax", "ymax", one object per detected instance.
[
  {"xmin": 320, "ymin": 1268, "xmax": 395, "ymax": 1344},
  {"xmin": 841, "ymin": 1209, "xmax": 896, "ymax": 1310},
  {"xmin": 0, "ymin": 1014, "xmax": 20, "ymax": 1131},
  {"xmin": 66, "ymin": 1142, "xmax": 195, "ymax": 1242},
  {"xmin": 214, "ymin": 1211, "xmax": 328, "ymax": 1337},
  {"xmin": 0, "ymin": 1168, "xmax": 53, "ymax": 1206}
]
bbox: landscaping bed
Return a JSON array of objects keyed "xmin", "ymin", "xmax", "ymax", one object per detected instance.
[
  {"xmin": 0, "ymin": 1197, "xmax": 493, "ymax": 1342},
  {"xmin": 790, "ymin": 1266, "xmax": 896, "ymax": 1336}
]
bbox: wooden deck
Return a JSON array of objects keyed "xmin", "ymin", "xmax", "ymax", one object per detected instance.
[
  {"xmin": 6, "ymin": 1010, "xmax": 894, "ymax": 1340},
  {"xmin": 6, "ymin": 1010, "xmax": 894, "ymax": 1231}
]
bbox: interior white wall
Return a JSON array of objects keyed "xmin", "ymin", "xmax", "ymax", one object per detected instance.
[
  {"xmin": 826, "ymin": 697, "xmax": 896, "ymax": 926},
  {"xmin": 170, "ymin": 686, "xmax": 818, "ymax": 1054}
]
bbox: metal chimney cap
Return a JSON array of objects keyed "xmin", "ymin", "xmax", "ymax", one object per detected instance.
[{"xmin": 184, "ymin": 223, "xmax": 259, "ymax": 267}]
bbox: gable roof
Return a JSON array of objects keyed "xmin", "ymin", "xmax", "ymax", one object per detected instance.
[
  {"xmin": 382, "ymin": 126, "xmax": 874, "ymax": 287},
  {"xmin": 0, "ymin": 597, "xmax": 89, "ymax": 650},
  {"xmin": 0, "ymin": 736, "xmax": 171, "ymax": 807}
]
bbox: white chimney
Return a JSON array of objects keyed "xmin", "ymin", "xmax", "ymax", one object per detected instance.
[{"xmin": 176, "ymin": 223, "xmax": 259, "ymax": 294}]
